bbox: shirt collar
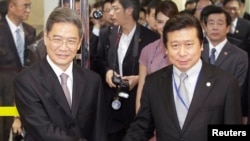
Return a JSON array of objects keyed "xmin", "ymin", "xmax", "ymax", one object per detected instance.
[
  {"xmin": 46, "ymin": 55, "xmax": 73, "ymax": 81},
  {"xmin": 208, "ymin": 38, "xmax": 227, "ymax": 55},
  {"xmin": 5, "ymin": 14, "xmax": 23, "ymax": 34},
  {"xmin": 173, "ymin": 59, "xmax": 202, "ymax": 79},
  {"xmin": 231, "ymin": 18, "xmax": 238, "ymax": 28}
]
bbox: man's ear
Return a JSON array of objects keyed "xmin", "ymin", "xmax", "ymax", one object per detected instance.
[{"xmin": 126, "ymin": 7, "xmax": 133, "ymax": 16}]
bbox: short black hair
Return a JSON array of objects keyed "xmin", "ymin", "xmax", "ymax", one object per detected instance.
[
  {"xmin": 146, "ymin": 0, "xmax": 160, "ymax": 14},
  {"xmin": 185, "ymin": 0, "xmax": 196, "ymax": 8},
  {"xmin": 115, "ymin": 0, "xmax": 141, "ymax": 21},
  {"xmin": 201, "ymin": 5, "xmax": 232, "ymax": 26},
  {"xmin": 163, "ymin": 13, "xmax": 203, "ymax": 47},
  {"xmin": 223, "ymin": 0, "xmax": 241, "ymax": 6}
]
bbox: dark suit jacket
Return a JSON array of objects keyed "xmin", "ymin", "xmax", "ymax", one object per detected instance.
[
  {"xmin": 14, "ymin": 58, "xmax": 107, "ymax": 141},
  {"xmin": 0, "ymin": 17, "xmax": 36, "ymax": 141},
  {"xmin": 201, "ymin": 41, "xmax": 249, "ymax": 116},
  {"xmin": 227, "ymin": 18, "xmax": 250, "ymax": 55},
  {"xmin": 95, "ymin": 24, "xmax": 160, "ymax": 134},
  {"xmin": 123, "ymin": 61, "xmax": 242, "ymax": 141},
  {"xmin": 243, "ymin": 12, "xmax": 250, "ymax": 21},
  {"xmin": 201, "ymin": 41, "xmax": 248, "ymax": 88},
  {"xmin": 0, "ymin": 17, "xmax": 36, "ymax": 69}
]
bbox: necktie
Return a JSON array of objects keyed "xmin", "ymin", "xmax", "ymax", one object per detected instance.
[
  {"xmin": 16, "ymin": 28, "xmax": 24, "ymax": 65},
  {"xmin": 60, "ymin": 73, "xmax": 72, "ymax": 108},
  {"xmin": 209, "ymin": 48, "xmax": 216, "ymax": 65},
  {"xmin": 176, "ymin": 72, "xmax": 189, "ymax": 128}
]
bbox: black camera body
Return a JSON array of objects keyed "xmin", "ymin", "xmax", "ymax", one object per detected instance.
[
  {"xmin": 92, "ymin": 9, "xmax": 103, "ymax": 19},
  {"xmin": 112, "ymin": 76, "xmax": 129, "ymax": 93}
]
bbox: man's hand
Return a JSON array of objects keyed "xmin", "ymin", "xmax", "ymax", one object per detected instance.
[
  {"xmin": 12, "ymin": 117, "xmax": 23, "ymax": 136},
  {"xmin": 122, "ymin": 75, "xmax": 139, "ymax": 90},
  {"xmin": 106, "ymin": 70, "xmax": 119, "ymax": 88}
]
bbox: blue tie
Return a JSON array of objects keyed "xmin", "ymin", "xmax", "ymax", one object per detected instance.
[
  {"xmin": 16, "ymin": 28, "xmax": 24, "ymax": 65},
  {"xmin": 209, "ymin": 48, "xmax": 216, "ymax": 65}
]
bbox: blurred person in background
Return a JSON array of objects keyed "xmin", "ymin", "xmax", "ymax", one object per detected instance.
[
  {"xmin": 94, "ymin": 0, "xmax": 160, "ymax": 140},
  {"xmin": 0, "ymin": 0, "xmax": 36, "ymax": 140}
]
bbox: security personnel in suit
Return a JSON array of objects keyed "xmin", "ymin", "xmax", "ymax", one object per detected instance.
[
  {"xmin": 201, "ymin": 5, "xmax": 248, "ymax": 124},
  {"xmin": 94, "ymin": 0, "xmax": 159, "ymax": 140},
  {"xmin": 0, "ymin": 0, "xmax": 36, "ymax": 140}
]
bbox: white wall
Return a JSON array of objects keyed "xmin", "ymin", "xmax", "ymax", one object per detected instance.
[
  {"xmin": 44, "ymin": 0, "xmax": 58, "ymax": 26},
  {"xmin": 172, "ymin": 0, "xmax": 185, "ymax": 11}
]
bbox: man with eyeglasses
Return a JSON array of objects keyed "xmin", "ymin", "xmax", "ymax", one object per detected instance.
[
  {"xmin": 14, "ymin": 7, "xmax": 107, "ymax": 141},
  {"xmin": 95, "ymin": 0, "xmax": 159, "ymax": 140},
  {"xmin": 223, "ymin": 0, "xmax": 250, "ymax": 53},
  {"xmin": 0, "ymin": 0, "xmax": 36, "ymax": 140}
]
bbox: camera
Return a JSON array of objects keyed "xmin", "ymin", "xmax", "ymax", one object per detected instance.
[
  {"xmin": 92, "ymin": 9, "xmax": 103, "ymax": 19},
  {"xmin": 112, "ymin": 76, "xmax": 129, "ymax": 94},
  {"xmin": 111, "ymin": 76, "xmax": 130, "ymax": 110}
]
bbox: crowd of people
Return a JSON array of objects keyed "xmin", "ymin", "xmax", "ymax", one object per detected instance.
[{"xmin": 0, "ymin": 0, "xmax": 250, "ymax": 141}]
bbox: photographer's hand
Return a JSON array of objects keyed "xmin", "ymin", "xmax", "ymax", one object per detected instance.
[
  {"xmin": 122, "ymin": 75, "xmax": 139, "ymax": 90},
  {"xmin": 106, "ymin": 70, "xmax": 119, "ymax": 88}
]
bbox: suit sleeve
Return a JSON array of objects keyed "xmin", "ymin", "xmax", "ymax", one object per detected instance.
[
  {"xmin": 14, "ymin": 76, "xmax": 86, "ymax": 141},
  {"xmin": 224, "ymin": 76, "xmax": 242, "ymax": 124},
  {"xmin": 93, "ymin": 27, "xmax": 110, "ymax": 79},
  {"xmin": 123, "ymin": 76, "xmax": 155, "ymax": 141}
]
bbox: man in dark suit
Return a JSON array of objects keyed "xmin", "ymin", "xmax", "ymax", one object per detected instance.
[
  {"xmin": 123, "ymin": 13, "xmax": 242, "ymax": 141},
  {"xmin": 223, "ymin": 0, "xmax": 250, "ymax": 54},
  {"xmin": 0, "ymin": 0, "xmax": 36, "ymax": 140},
  {"xmin": 94, "ymin": 0, "xmax": 159, "ymax": 140},
  {"xmin": 201, "ymin": 5, "xmax": 248, "ymax": 123},
  {"xmin": 14, "ymin": 8, "xmax": 106, "ymax": 141}
]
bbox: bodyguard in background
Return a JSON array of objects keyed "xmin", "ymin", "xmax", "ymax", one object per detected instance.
[
  {"xmin": 14, "ymin": 8, "xmax": 106, "ymax": 141},
  {"xmin": 123, "ymin": 13, "xmax": 242, "ymax": 141},
  {"xmin": 94, "ymin": 0, "xmax": 159, "ymax": 140},
  {"xmin": 0, "ymin": 0, "xmax": 36, "ymax": 140},
  {"xmin": 200, "ymin": 5, "xmax": 248, "ymax": 124}
]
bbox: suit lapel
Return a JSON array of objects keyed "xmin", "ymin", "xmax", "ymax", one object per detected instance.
[
  {"xmin": 160, "ymin": 66, "xmax": 181, "ymax": 131},
  {"xmin": 215, "ymin": 42, "xmax": 231, "ymax": 66},
  {"xmin": 201, "ymin": 41, "xmax": 210, "ymax": 62},
  {"xmin": 183, "ymin": 62, "xmax": 216, "ymax": 130},
  {"xmin": 40, "ymin": 59, "xmax": 71, "ymax": 115},
  {"xmin": 71, "ymin": 65, "xmax": 85, "ymax": 119},
  {"xmin": 2, "ymin": 18, "xmax": 22, "ymax": 67}
]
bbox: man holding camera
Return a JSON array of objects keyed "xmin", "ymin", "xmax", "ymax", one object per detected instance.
[{"xmin": 95, "ymin": 0, "xmax": 159, "ymax": 140}]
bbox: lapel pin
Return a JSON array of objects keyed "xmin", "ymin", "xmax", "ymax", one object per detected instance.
[
  {"xmin": 206, "ymin": 82, "xmax": 211, "ymax": 87},
  {"xmin": 224, "ymin": 52, "xmax": 228, "ymax": 55},
  {"xmin": 235, "ymin": 30, "xmax": 239, "ymax": 34}
]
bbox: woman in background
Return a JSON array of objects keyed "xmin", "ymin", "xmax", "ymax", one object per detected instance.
[{"xmin": 136, "ymin": 0, "xmax": 179, "ymax": 113}]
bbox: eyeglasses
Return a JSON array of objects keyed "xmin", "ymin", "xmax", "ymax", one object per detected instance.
[
  {"xmin": 47, "ymin": 36, "xmax": 78, "ymax": 48},
  {"xmin": 103, "ymin": 9, "xmax": 111, "ymax": 13},
  {"xmin": 110, "ymin": 6, "xmax": 122, "ymax": 12},
  {"xmin": 225, "ymin": 7, "xmax": 239, "ymax": 11},
  {"xmin": 15, "ymin": 3, "xmax": 32, "ymax": 10}
]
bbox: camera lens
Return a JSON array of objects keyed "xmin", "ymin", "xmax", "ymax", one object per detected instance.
[{"xmin": 93, "ymin": 10, "xmax": 103, "ymax": 19}]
